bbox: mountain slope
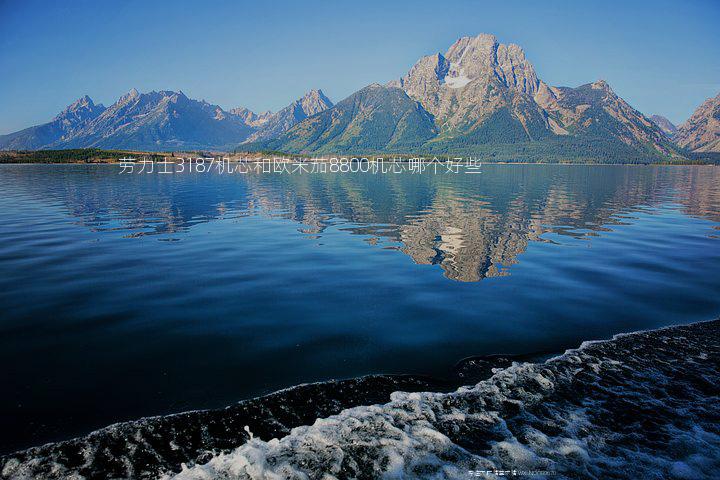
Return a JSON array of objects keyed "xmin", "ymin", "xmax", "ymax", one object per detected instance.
[
  {"xmin": 536, "ymin": 81, "xmax": 679, "ymax": 158},
  {"xmin": 650, "ymin": 115, "xmax": 677, "ymax": 137},
  {"xmin": 253, "ymin": 84, "xmax": 437, "ymax": 154},
  {"xmin": 0, "ymin": 96, "xmax": 105, "ymax": 150},
  {"xmin": 1, "ymin": 89, "xmax": 334, "ymax": 152},
  {"xmin": 251, "ymin": 33, "xmax": 684, "ymax": 162},
  {"xmin": 0, "ymin": 34, "xmax": 700, "ymax": 161},
  {"xmin": 675, "ymin": 92, "xmax": 720, "ymax": 153},
  {"xmin": 58, "ymin": 89, "xmax": 255, "ymax": 151},
  {"xmin": 244, "ymin": 89, "xmax": 333, "ymax": 143}
]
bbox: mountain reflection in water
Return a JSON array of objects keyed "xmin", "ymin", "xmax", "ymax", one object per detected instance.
[
  {"xmin": 6, "ymin": 164, "xmax": 718, "ymax": 282},
  {"xmin": 0, "ymin": 164, "xmax": 719, "ymax": 454}
]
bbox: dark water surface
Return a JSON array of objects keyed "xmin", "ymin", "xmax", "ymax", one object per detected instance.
[{"xmin": 0, "ymin": 164, "xmax": 719, "ymax": 454}]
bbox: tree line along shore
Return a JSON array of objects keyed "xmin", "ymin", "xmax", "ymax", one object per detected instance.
[{"xmin": 1, "ymin": 149, "xmax": 719, "ymax": 165}]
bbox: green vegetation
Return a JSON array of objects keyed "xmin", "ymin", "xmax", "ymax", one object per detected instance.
[
  {"xmin": 249, "ymin": 85, "xmax": 437, "ymax": 155},
  {"xmin": 0, "ymin": 149, "xmax": 165, "ymax": 164},
  {"xmin": 247, "ymin": 135, "xmax": 705, "ymax": 165},
  {"xmin": 244, "ymin": 82, "xmax": 713, "ymax": 164},
  {"xmin": 685, "ymin": 151, "xmax": 720, "ymax": 165},
  {"xmin": 1, "ymin": 146, "xmax": 715, "ymax": 166}
]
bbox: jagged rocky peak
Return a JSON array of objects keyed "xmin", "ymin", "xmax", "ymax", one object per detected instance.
[
  {"xmin": 443, "ymin": 34, "xmax": 514, "ymax": 87},
  {"xmin": 231, "ymin": 89, "xmax": 331, "ymax": 132},
  {"xmin": 298, "ymin": 89, "xmax": 333, "ymax": 116},
  {"xmin": 121, "ymin": 88, "xmax": 140, "ymax": 101},
  {"xmin": 62, "ymin": 95, "xmax": 92, "ymax": 112},
  {"xmin": 66, "ymin": 95, "xmax": 94, "ymax": 110},
  {"xmin": 397, "ymin": 33, "xmax": 546, "ymax": 124},
  {"xmin": 591, "ymin": 79, "xmax": 613, "ymax": 93},
  {"xmin": 111, "ymin": 88, "xmax": 142, "ymax": 109},
  {"xmin": 166, "ymin": 90, "xmax": 191, "ymax": 104},
  {"xmin": 402, "ymin": 33, "xmax": 540, "ymax": 95},
  {"xmin": 228, "ymin": 107, "xmax": 272, "ymax": 126},
  {"xmin": 229, "ymin": 106, "xmax": 255, "ymax": 121},
  {"xmin": 105, "ymin": 89, "xmax": 192, "ymax": 115},
  {"xmin": 54, "ymin": 95, "xmax": 105, "ymax": 124}
]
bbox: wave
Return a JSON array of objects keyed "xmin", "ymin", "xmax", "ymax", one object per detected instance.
[{"xmin": 2, "ymin": 320, "xmax": 719, "ymax": 479}]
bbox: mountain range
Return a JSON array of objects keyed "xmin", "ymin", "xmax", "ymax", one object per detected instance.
[
  {"xmin": 0, "ymin": 88, "xmax": 333, "ymax": 152},
  {"xmin": 1, "ymin": 33, "xmax": 718, "ymax": 162},
  {"xmin": 255, "ymin": 34, "xmax": 714, "ymax": 162}
]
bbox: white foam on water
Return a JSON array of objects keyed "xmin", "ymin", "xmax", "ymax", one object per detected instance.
[
  {"xmin": 166, "ymin": 322, "xmax": 720, "ymax": 480},
  {"xmin": 4, "ymin": 321, "xmax": 720, "ymax": 479}
]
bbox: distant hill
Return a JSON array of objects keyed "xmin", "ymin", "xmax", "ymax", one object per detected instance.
[{"xmin": 650, "ymin": 115, "xmax": 677, "ymax": 137}]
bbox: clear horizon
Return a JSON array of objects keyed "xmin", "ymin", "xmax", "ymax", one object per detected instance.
[{"xmin": 1, "ymin": 0, "xmax": 719, "ymax": 134}]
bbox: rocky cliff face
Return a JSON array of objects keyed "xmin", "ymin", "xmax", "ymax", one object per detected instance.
[
  {"xmin": 399, "ymin": 33, "xmax": 543, "ymax": 131},
  {"xmin": 257, "ymin": 33, "xmax": 682, "ymax": 161},
  {"xmin": 228, "ymin": 107, "xmax": 273, "ymax": 127},
  {"xmin": 675, "ymin": 92, "xmax": 720, "ymax": 152},
  {"xmin": 54, "ymin": 95, "xmax": 107, "ymax": 131},
  {"xmin": 397, "ymin": 34, "xmax": 677, "ymax": 158}
]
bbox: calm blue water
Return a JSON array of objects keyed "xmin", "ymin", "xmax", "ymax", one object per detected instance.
[{"xmin": 1, "ymin": 164, "xmax": 719, "ymax": 454}]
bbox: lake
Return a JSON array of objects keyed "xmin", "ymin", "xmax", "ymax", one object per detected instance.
[{"xmin": 1, "ymin": 163, "xmax": 719, "ymax": 454}]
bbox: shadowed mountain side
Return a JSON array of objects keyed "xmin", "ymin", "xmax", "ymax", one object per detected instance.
[
  {"xmin": 0, "ymin": 96, "xmax": 106, "ymax": 150},
  {"xmin": 0, "ymin": 90, "xmax": 334, "ymax": 152},
  {"xmin": 248, "ymin": 84, "xmax": 438, "ymax": 154}
]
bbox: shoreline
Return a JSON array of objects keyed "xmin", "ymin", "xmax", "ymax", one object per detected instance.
[
  {"xmin": 2, "ymin": 148, "xmax": 719, "ymax": 166},
  {"xmin": 3, "ymin": 318, "xmax": 719, "ymax": 479},
  {"xmin": 1, "ymin": 160, "xmax": 717, "ymax": 166},
  {"xmin": 0, "ymin": 350, "xmax": 549, "ymax": 466}
]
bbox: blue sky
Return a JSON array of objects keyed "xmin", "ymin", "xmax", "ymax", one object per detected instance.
[{"xmin": 1, "ymin": 0, "xmax": 718, "ymax": 134}]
